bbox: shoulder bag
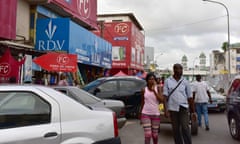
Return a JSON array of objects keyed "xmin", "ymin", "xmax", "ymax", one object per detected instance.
[{"xmin": 167, "ymin": 79, "xmax": 184, "ymax": 101}]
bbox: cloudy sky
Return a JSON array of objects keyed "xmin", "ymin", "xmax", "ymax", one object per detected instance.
[{"xmin": 97, "ymin": 0, "xmax": 240, "ymax": 69}]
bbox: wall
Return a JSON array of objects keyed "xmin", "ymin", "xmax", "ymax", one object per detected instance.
[{"xmin": 16, "ymin": 0, "xmax": 30, "ymax": 41}]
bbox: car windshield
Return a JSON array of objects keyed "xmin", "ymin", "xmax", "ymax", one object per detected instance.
[
  {"xmin": 70, "ymin": 87, "xmax": 101, "ymax": 104},
  {"xmin": 82, "ymin": 78, "xmax": 105, "ymax": 91}
]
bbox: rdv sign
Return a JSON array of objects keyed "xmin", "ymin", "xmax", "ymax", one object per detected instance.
[{"xmin": 37, "ymin": 20, "xmax": 66, "ymax": 51}]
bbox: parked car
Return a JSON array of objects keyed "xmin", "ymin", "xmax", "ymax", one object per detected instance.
[
  {"xmin": 190, "ymin": 81, "xmax": 226, "ymax": 112},
  {"xmin": 207, "ymin": 86, "xmax": 226, "ymax": 112},
  {"xmin": 82, "ymin": 76, "xmax": 146, "ymax": 118},
  {"xmin": 226, "ymin": 75, "xmax": 240, "ymax": 140},
  {"xmin": 52, "ymin": 86, "xmax": 126, "ymax": 128},
  {"xmin": 0, "ymin": 85, "xmax": 121, "ymax": 144}
]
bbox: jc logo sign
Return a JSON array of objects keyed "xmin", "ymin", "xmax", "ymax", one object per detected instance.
[{"xmin": 57, "ymin": 54, "xmax": 70, "ymax": 65}]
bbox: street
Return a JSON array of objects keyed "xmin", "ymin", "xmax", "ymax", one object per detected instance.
[{"xmin": 119, "ymin": 112, "xmax": 239, "ymax": 144}]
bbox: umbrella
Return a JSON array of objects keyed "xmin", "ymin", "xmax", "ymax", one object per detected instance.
[{"xmin": 114, "ymin": 70, "xmax": 127, "ymax": 76}]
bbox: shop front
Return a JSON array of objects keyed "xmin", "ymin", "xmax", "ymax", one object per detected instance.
[
  {"xmin": 35, "ymin": 18, "xmax": 112, "ymax": 85},
  {"xmin": 94, "ymin": 20, "xmax": 145, "ymax": 75}
]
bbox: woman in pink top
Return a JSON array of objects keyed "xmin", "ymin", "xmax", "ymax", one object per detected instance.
[{"xmin": 140, "ymin": 72, "xmax": 163, "ymax": 144}]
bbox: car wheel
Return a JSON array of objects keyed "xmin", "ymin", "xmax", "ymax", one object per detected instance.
[{"xmin": 229, "ymin": 115, "xmax": 240, "ymax": 140}]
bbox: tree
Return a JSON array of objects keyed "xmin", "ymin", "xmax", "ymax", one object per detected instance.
[{"xmin": 221, "ymin": 42, "xmax": 228, "ymax": 52}]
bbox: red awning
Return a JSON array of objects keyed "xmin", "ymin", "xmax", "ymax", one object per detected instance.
[{"xmin": 33, "ymin": 52, "xmax": 77, "ymax": 72}]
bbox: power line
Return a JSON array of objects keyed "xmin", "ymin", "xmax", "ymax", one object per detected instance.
[{"xmin": 146, "ymin": 15, "xmax": 227, "ymax": 33}]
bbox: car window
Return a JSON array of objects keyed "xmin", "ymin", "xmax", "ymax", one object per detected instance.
[
  {"xmin": 0, "ymin": 92, "xmax": 51, "ymax": 129},
  {"xmin": 228, "ymin": 79, "xmax": 240, "ymax": 97},
  {"xmin": 83, "ymin": 79, "xmax": 104, "ymax": 91},
  {"xmin": 119, "ymin": 80, "xmax": 138, "ymax": 91},
  {"xmin": 98, "ymin": 80, "xmax": 118, "ymax": 92}
]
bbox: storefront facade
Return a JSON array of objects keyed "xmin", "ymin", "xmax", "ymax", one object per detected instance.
[
  {"xmin": 95, "ymin": 14, "xmax": 145, "ymax": 75},
  {"xmin": 35, "ymin": 18, "xmax": 112, "ymax": 84},
  {"xmin": 0, "ymin": 0, "xmax": 111, "ymax": 84}
]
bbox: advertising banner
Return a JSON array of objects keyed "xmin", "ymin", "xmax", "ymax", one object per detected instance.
[
  {"xmin": 49, "ymin": 0, "xmax": 97, "ymax": 29},
  {"xmin": 0, "ymin": 0, "xmax": 17, "ymax": 39},
  {"xmin": 36, "ymin": 18, "xmax": 70, "ymax": 52},
  {"xmin": 0, "ymin": 48, "xmax": 25, "ymax": 83},
  {"xmin": 33, "ymin": 52, "xmax": 77, "ymax": 72},
  {"xmin": 101, "ymin": 22, "xmax": 131, "ymax": 69},
  {"xmin": 35, "ymin": 18, "xmax": 112, "ymax": 69}
]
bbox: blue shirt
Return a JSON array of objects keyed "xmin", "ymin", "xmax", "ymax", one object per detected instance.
[{"xmin": 163, "ymin": 76, "xmax": 192, "ymax": 111}]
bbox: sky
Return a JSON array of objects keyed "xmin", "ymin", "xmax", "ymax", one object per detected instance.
[{"xmin": 97, "ymin": 0, "xmax": 240, "ymax": 69}]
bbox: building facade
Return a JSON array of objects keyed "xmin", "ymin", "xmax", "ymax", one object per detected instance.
[
  {"xmin": 94, "ymin": 13, "xmax": 145, "ymax": 75},
  {"xmin": 0, "ymin": 0, "xmax": 112, "ymax": 85}
]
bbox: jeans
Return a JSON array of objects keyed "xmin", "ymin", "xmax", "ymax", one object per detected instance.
[
  {"xmin": 195, "ymin": 103, "xmax": 209, "ymax": 127},
  {"xmin": 169, "ymin": 106, "xmax": 192, "ymax": 144}
]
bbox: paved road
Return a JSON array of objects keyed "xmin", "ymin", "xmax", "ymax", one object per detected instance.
[{"xmin": 119, "ymin": 112, "xmax": 239, "ymax": 144}]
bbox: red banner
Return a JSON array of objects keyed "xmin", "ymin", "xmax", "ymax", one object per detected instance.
[
  {"xmin": 49, "ymin": 0, "xmax": 97, "ymax": 29},
  {"xmin": 33, "ymin": 52, "xmax": 77, "ymax": 72},
  {"xmin": 0, "ymin": 48, "xmax": 25, "ymax": 83},
  {"xmin": 0, "ymin": 0, "xmax": 17, "ymax": 39}
]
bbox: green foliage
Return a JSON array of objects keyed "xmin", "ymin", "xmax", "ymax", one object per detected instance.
[{"xmin": 221, "ymin": 42, "xmax": 228, "ymax": 52}]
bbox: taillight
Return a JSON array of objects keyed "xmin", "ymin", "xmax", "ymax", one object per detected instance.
[
  {"xmin": 112, "ymin": 112, "xmax": 119, "ymax": 137},
  {"xmin": 120, "ymin": 108, "xmax": 126, "ymax": 117}
]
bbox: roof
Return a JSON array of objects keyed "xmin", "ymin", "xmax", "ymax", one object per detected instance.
[{"xmin": 97, "ymin": 13, "xmax": 144, "ymax": 31}]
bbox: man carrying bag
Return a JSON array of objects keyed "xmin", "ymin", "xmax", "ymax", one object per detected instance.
[{"xmin": 163, "ymin": 63, "xmax": 196, "ymax": 144}]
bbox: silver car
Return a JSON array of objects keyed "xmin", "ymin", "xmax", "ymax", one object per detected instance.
[
  {"xmin": 0, "ymin": 85, "xmax": 121, "ymax": 144},
  {"xmin": 52, "ymin": 86, "xmax": 127, "ymax": 128}
]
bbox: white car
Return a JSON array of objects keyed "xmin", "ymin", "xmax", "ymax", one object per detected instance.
[{"xmin": 0, "ymin": 85, "xmax": 121, "ymax": 144}]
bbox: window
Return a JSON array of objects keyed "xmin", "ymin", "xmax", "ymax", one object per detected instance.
[
  {"xmin": 228, "ymin": 79, "xmax": 240, "ymax": 98},
  {"xmin": 0, "ymin": 92, "xmax": 51, "ymax": 129},
  {"xmin": 119, "ymin": 80, "xmax": 138, "ymax": 91},
  {"xmin": 98, "ymin": 81, "xmax": 117, "ymax": 92}
]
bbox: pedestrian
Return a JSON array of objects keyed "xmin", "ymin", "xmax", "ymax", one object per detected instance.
[
  {"xmin": 192, "ymin": 74, "xmax": 212, "ymax": 131},
  {"xmin": 140, "ymin": 72, "xmax": 164, "ymax": 144},
  {"xmin": 163, "ymin": 63, "xmax": 196, "ymax": 144},
  {"xmin": 58, "ymin": 73, "xmax": 69, "ymax": 86}
]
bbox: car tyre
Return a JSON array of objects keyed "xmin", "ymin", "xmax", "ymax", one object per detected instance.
[{"xmin": 229, "ymin": 115, "xmax": 240, "ymax": 140}]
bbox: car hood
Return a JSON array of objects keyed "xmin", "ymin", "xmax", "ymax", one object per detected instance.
[{"xmin": 211, "ymin": 93, "xmax": 225, "ymax": 100}]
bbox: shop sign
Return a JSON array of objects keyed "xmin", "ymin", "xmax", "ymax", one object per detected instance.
[
  {"xmin": 33, "ymin": 52, "xmax": 77, "ymax": 72},
  {"xmin": 36, "ymin": 18, "xmax": 69, "ymax": 51},
  {"xmin": 36, "ymin": 18, "xmax": 112, "ymax": 69},
  {"xmin": 49, "ymin": 0, "xmax": 97, "ymax": 29},
  {"xmin": 0, "ymin": 48, "xmax": 25, "ymax": 83}
]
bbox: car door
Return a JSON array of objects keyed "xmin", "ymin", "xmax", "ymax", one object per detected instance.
[
  {"xmin": 118, "ymin": 79, "xmax": 142, "ymax": 108},
  {"xmin": 0, "ymin": 91, "xmax": 61, "ymax": 144},
  {"xmin": 95, "ymin": 80, "xmax": 119, "ymax": 99},
  {"xmin": 228, "ymin": 79, "xmax": 240, "ymax": 116}
]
